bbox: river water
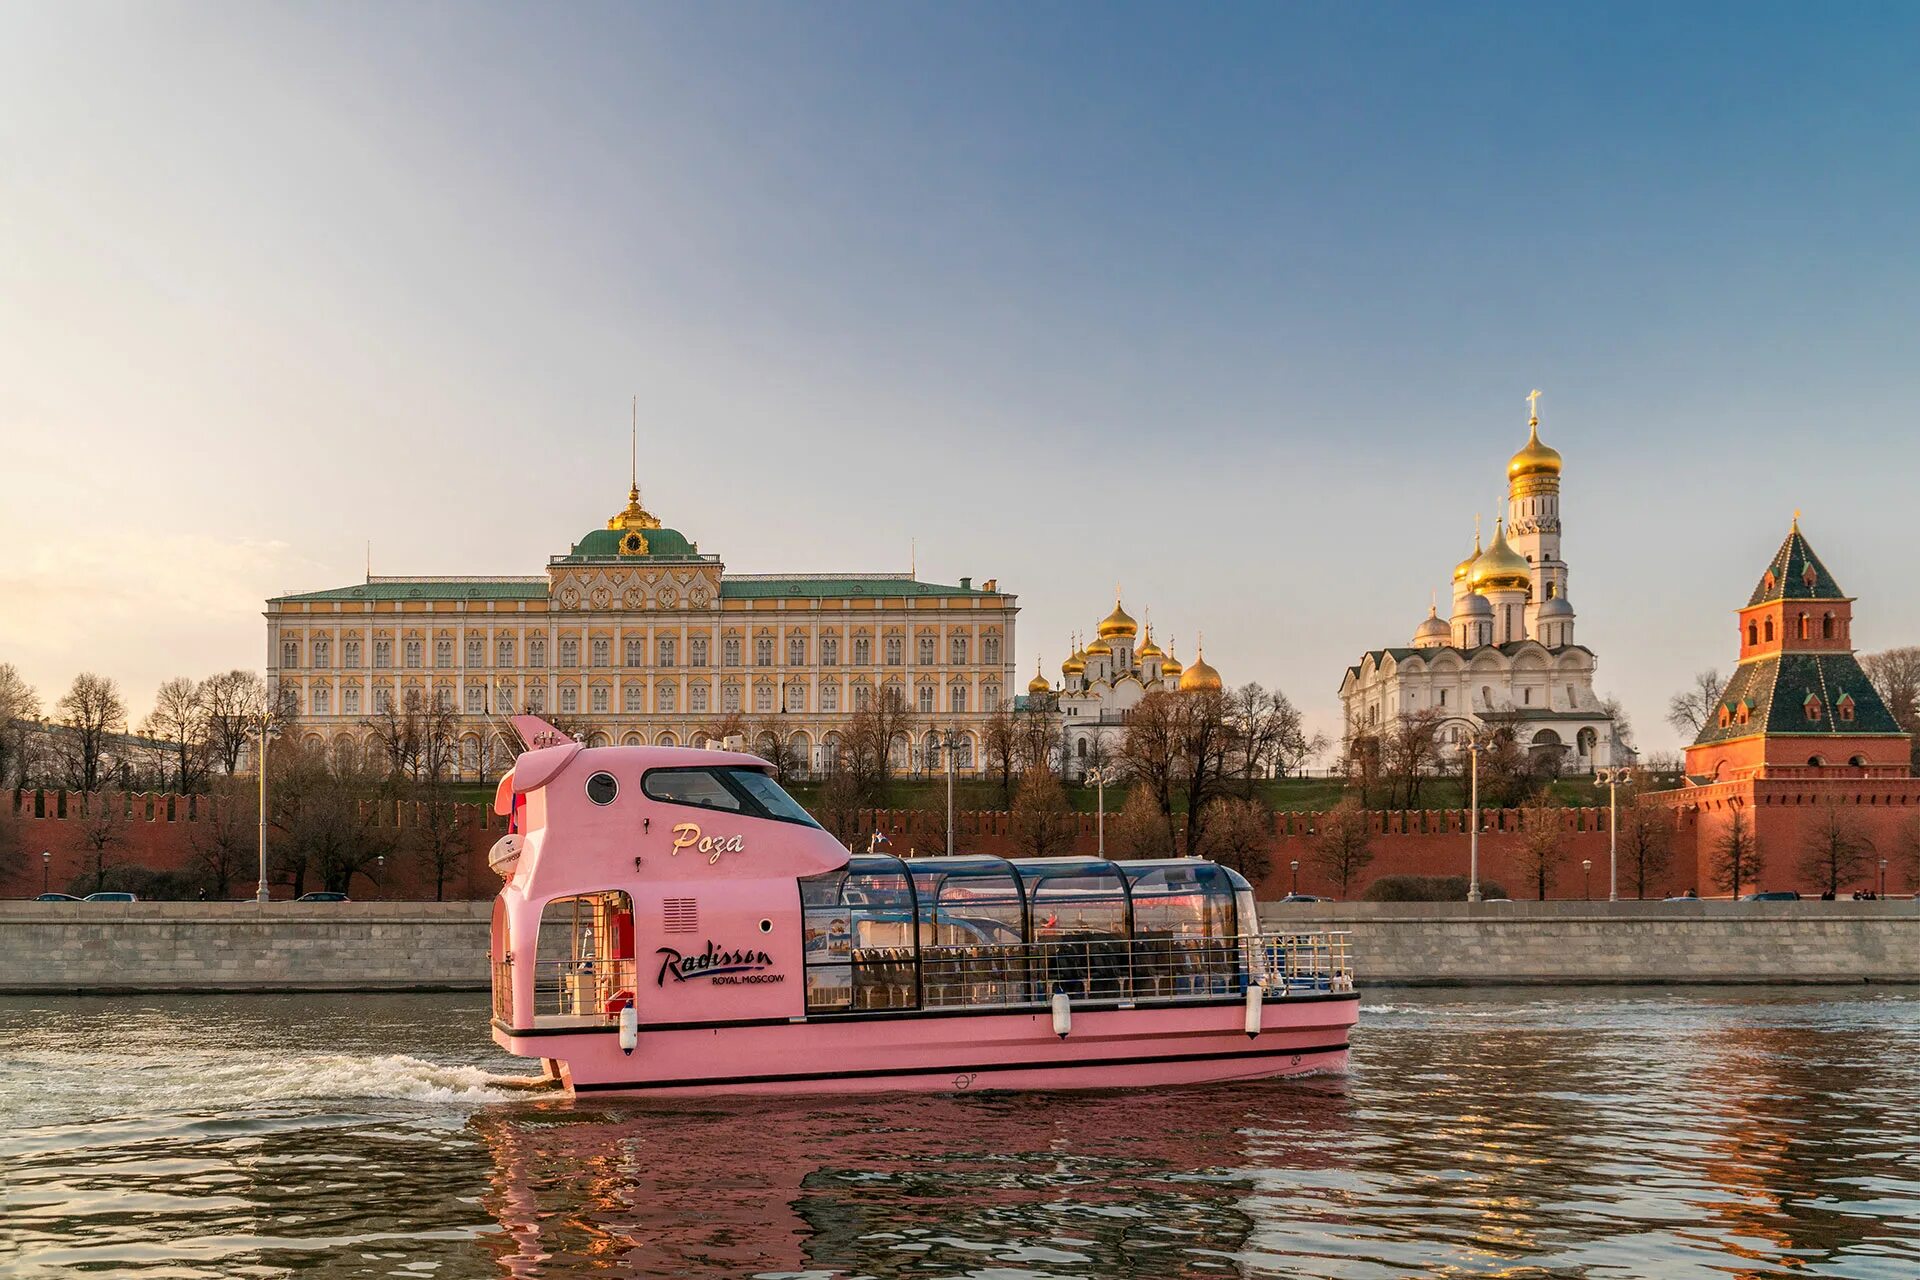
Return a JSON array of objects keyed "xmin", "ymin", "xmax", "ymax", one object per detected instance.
[{"xmin": 2, "ymin": 987, "xmax": 1916, "ymax": 1278}]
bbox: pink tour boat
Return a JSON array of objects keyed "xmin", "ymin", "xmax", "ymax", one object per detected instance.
[{"xmin": 487, "ymin": 716, "xmax": 1357, "ymax": 1097}]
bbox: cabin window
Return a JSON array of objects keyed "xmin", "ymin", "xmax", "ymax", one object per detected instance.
[
  {"xmin": 1124, "ymin": 863, "xmax": 1241, "ymax": 999},
  {"xmin": 1022, "ymin": 866, "xmax": 1129, "ymax": 999},
  {"xmin": 913, "ymin": 869, "xmax": 1027, "ymax": 1007},
  {"xmin": 800, "ymin": 865, "xmax": 917, "ymax": 1012},
  {"xmin": 642, "ymin": 766, "xmax": 820, "ymax": 827}
]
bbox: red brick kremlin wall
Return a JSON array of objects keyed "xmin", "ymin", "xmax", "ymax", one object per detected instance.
[{"xmin": 0, "ymin": 788, "xmax": 1734, "ymax": 902}]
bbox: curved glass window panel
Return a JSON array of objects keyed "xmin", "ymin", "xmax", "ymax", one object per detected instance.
[
  {"xmin": 642, "ymin": 769, "xmax": 743, "ymax": 812},
  {"xmin": 1124, "ymin": 862, "xmax": 1235, "ymax": 940},
  {"xmin": 920, "ymin": 869, "xmax": 1028, "ymax": 1007},
  {"xmin": 725, "ymin": 769, "xmax": 821, "ymax": 827},
  {"xmin": 1022, "ymin": 867, "xmax": 1129, "ymax": 1001}
]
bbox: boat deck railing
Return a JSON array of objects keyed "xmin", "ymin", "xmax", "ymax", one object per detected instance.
[
  {"xmin": 522, "ymin": 956, "xmax": 640, "ymax": 1024},
  {"xmin": 815, "ymin": 930, "xmax": 1354, "ymax": 1014}
]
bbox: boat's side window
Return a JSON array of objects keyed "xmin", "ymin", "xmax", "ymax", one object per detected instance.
[
  {"xmin": 641, "ymin": 767, "xmax": 824, "ymax": 828},
  {"xmin": 799, "ymin": 866, "xmax": 916, "ymax": 1013},
  {"xmin": 642, "ymin": 769, "xmax": 744, "ymax": 813}
]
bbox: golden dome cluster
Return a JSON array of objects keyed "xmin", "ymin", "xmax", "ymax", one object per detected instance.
[
  {"xmin": 1041, "ymin": 595, "xmax": 1217, "ymax": 697},
  {"xmin": 1469, "ymin": 519, "xmax": 1531, "ymax": 592}
]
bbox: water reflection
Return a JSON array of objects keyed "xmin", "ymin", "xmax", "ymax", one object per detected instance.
[
  {"xmin": 475, "ymin": 1083, "xmax": 1357, "ymax": 1277},
  {"xmin": 2, "ymin": 989, "xmax": 1918, "ymax": 1278}
]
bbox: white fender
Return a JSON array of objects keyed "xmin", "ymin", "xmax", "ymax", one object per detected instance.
[
  {"xmin": 618, "ymin": 1004, "xmax": 638, "ymax": 1054},
  {"xmin": 1050, "ymin": 990, "xmax": 1071, "ymax": 1038},
  {"xmin": 1244, "ymin": 983, "xmax": 1263, "ymax": 1038}
]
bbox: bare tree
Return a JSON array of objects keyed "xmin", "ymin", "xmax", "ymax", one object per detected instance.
[
  {"xmin": 1599, "ymin": 696, "xmax": 1635, "ymax": 760},
  {"xmin": 1225, "ymin": 683, "xmax": 1319, "ymax": 793},
  {"xmin": 1196, "ymin": 795, "xmax": 1275, "ymax": 882},
  {"xmin": 839, "ymin": 689, "xmax": 916, "ymax": 803},
  {"xmin": 143, "ymin": 676, "xmax": 211, "ymax": 793},
  {"xmin": 980, "ymin": 700, "xmax": 1021, "ymax": 805},
  {"xmin": 1175, "ymin": 690, "xmax": 1237, "ymax": 856},
  {"xmin": 409, "ymin": 775, "xmax": 471, "ymax": 901},
  {"xmin": 0, "ymin": 663, "xmax": 41, "ymax": 788},
  {"xmin": 1798, "ymin": 796, "xmax": 1874, "ymax": 897},
  {"xmin": 1516, "ymin": 791, "xmax": 1563, "ymax": 900},
  {"xmin": 1119, "ymin": 692, "xmax": 1181, "ymax": 831},
  {"xmin": 1709, "ymin": 808, "xmax": 1762, "ymax": 898},
  {"xmin": 1009, "ymin": 767, "xmax": 1077, "ymax": 858},
  {"xmin": 1667, "ymin": 669, "xmax": 1726, "ymax": 739},
  {"xmin": 1109, "ymin": 785, "xmax": 1174, "ymax": 858},
  {"xmin": 57, "ymin": 673, "xmax": 127, "ymax": 793},
  {"xmin": 70, "ymin": 792, "xmax": 131, "ymax": 894},
  {"xmin": 1311, "ymin": 798, "xmax": 1376, "ymax": 897},
  {"xmin": 1381, "ymin": 710, "xmax": 1445, "ymax": 808},
  {"xmin": 365, "ymin": 689, "xmax": 458, "ymax": 787},
  {"xmin": 188, "ymin": 779, "xmax": 256, "ymax": 899},
  {"xmin": 271, "ymin": 746, "xmax": 395, "ymax": 897},
  {"xmin": 1343, "ymin": 729, "xmax": 1384, "ymax": 808},
  {"xmin": 1615, "ymin": 792, "xmax": 1674, "ymax": 899},
  {"xmin": 1862, "ymin": 647, "xmax": 1920, "ymax": 770},
  {"xmin": 201, "ymin": 670, "xmax": 274, "ymax": 777},
  {"xmin": 1893, "ymin": 812, "xmax": 1920, "ymax": 896},
  {"xmin": 1012, "ymin": 702, "xmax": 1061, "ymax": 776}
]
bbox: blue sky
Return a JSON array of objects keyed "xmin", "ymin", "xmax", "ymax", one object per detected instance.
[{"xmin": 4, "ymin": 3, "xmax": 1919, "ymax": 752}]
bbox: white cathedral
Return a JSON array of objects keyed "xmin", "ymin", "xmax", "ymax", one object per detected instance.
[{"xmin": 1339, "ymin": 395, "xmax": 1618, "ymax": 774}]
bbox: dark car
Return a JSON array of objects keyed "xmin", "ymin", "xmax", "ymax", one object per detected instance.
[
  {"xmin": 35, "ymin": 892, "xmax": 82, "ymax": 902},
  {"xmin": 295, "ymin": 891, "xmax": 351, "ymax": 903},
  {"xmin": 82, "ymin": 891, "xmax": 138, "ymax": 902},
  {"xmin": 1740, "ymin": 890, "xmax": 1803, "ymax": 902},
  {"xmin": 1276, "ymin": 893, "xmax": 1335, "ymax": 904}
]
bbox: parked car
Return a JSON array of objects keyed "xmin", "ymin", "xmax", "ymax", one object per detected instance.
[
  {"xmin": 1275, "ymin": 893, "xmax": 1334, "ymax": 904},
  {"xmin": 295, "ymin": 891, "xmax": 351, "ymax": 903},
  {"xmin": 82, "ymin": 891, "xmax": 138, "ymax": 902},
  {"xmin": 35, "ymin": 892, "xmax": 82, "ymax": 902},
  {"xmin": 1741, "ymin": 890, "xmax": 1803, "ymax": 902}
]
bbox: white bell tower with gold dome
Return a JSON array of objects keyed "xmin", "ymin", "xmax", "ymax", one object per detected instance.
[{"xmin": 1506, "ymin": 389, "xmax": 1569, "ymax": 642}]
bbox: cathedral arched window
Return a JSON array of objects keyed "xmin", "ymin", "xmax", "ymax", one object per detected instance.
[
  {"xmin": 689, "ymin": 684, "xmax": 709, "ymax": 713},
  {"xmin": 1763, "ymin": 618, "xmax": 1774, "ymax": 643},
  {"xmin": 497, "ymin": 637, "xmax": 515, "ymax": 667},
  {"xmin": 1747, "ymin": 622, "xmax": 1758, "ymax": 647},
  {"xmin": 723, "ymin": 636, "xmax": 741, "ymax": 668},
  {"xmin": 659, "ymin": 684, "xmax": 678, "ymax": 713},
  {"xmin": 755, "ymin": 683, "xmax": 774, "ymax": 714},
  {"xmin": 435, "ymin": 638, "xmax": 453, "ymax": 668},
  {"xmin": 591, "ymin": 638, "xmax": 610, "ymax": 668},
  {"xmin": 559, "ymin": 637, "xmax": 578, "ymax": 668},
  {"xmin": 918, "ymin": 685, "xmax": 935, "ymax": 714},
  {"xmin": 528, "ymin": 636, "xmax": 546, "ymax": 668},
  {"xmin": 820, "ymin": 636, "xmax": 838, "ymax": 666},
  {"xmin": 591, "ymin": 685, "xmax": 609, "ymax": 713},
  {"xmin": 853, "ymin": 635, "xmax": 872, "ymax": 665},
  {"xmin": 789, "ymin": 636, "xmax": 807, "ymax": 666},
  {"xmin": 884, "ymin": 635, "xmax": 903, "ymax": 665},
  {"xmin": 917, "ymin": 635, "xmax": 935, "ymax": 665},
  {"xmin": 466, "ymin": 637, "xmax": 483, "ymax": 668},
  {"xmin": 1822, "ymin": 613, "xmax": 1835, "ymax": 639},
  {"xmin": 1798, "ymin": 614, "xmax": 1810, "ymax": 640},
  {"xmin": 625, "ymin": 637, "xmax": 645, "ymax": 667},
  {"xmin": 983, "ymin": 635, "xmax": 1001, "ymax": 665},
  {"xmin": 755, "ymin": 637, "xmax": 773, "ymax": 667},
  {"xmin": 559, "ymin": 686, "xmax": 578, "ymax": 714},
  {"xmin": 623, "ymin": 682, "xmax": 645, "ymax": 713}
]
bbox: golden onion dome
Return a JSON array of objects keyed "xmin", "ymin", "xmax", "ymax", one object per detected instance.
[
  {"xmin": 1452, "ymin": 529, "xmax": 1483, "ymax": 584},
  {"xmin": 1085, "ymin": 636, "xmax": 1113, "ymax": 656},
  {"xmin": 1470, "ymin": 518, "xmax": 1532, "ymax": 592},
  {"xmin": 1507, "ymin": 417, "xmax": 1562, "ymax": 482},
  {"xmin": 1027, "ymin": 662, "xmax": 1051, "ymax": 695},
  {"xmin": 1177, "ymin": 646, "xmax": 1222, "ymax": 693},
  {"xmin": 1061, "ymin": 640, "xmax": 1086, "ymax": 676},
  {"xmin": 1096, "ymin": 597, "xmax": 1137, "ymax": 640},
  {"xmin": 1137, "ymin": 627, "xmax": 1164, "ymax": 661}
]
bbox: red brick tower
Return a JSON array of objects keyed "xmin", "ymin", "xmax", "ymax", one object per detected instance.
[{"xmin": 1685, "ymin": 517, "xmax": 1910, "ymax": 782}]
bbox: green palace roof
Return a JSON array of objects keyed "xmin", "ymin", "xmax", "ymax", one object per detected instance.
[
  {"xmin": 1749, "ymin": 523, "xmax": 1847, "ymax": 605},
  {"xmin": 560, "ymin": 526, "xmax": 701, "ymax": 560},
  {"xmin": 271, "ymin": 574, "xmax": 989, "ymax": 605}
]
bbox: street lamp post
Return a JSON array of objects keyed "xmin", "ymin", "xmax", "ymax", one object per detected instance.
[
  {"xmin": 255, "ymin": 711, "xmax": 271, "ymax": 904},
  {"xmin": 42, "ymin": 850, "xmax": 51, "ymax": 895},
  {"xmin": 1466, "ymin": 735, "xmax": 1484, "ymax": 903},
  {"xmin": 1086, "ymin": 767, "xmax": 1108, "ymax": 857},
  {"xmin": 1593, "ymin": 762, "xmax": 1636, "ymax": 903},
  {"xmin": 1582, "ymin": 859, "xmax": 1593, "ymax": 901},
  {"xmin": 944, "ymin": 733, "xmax": 956, "ymax": 857},
  {"xmin": 1290, "ymin": 859, "xmax": 1300, "ymax": 896},
  {"xmin": 1880, "ymin": 857, "xmax": 1888, "ymax": 898}
]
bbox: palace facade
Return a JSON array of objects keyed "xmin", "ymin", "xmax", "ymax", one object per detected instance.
[
  {"xmin": 265, "ymin": 483, "xmax": 1018, "ymax": 779},
  {"xmin": 1339, "ymin": 396, "xmax": 1618, "ymax": 773}
]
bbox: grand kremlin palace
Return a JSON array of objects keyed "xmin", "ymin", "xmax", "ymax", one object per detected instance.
[{"xmin": 264, "ymin": 484, "xmax": 1019, "ymax": 779}]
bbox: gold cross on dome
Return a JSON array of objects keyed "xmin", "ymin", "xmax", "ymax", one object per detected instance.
[{"xmin": 1526, "ymin": 388, "xmax": 1542, "ymax": 422}]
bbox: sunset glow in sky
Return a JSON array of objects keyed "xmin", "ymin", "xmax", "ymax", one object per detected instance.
[{"xmin": 5, "ymin": 4, "xmax": 1920, "ymax": 752}]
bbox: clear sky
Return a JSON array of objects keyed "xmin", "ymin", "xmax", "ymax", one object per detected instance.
[{"xmin": 4, "ymin": 3, "xmax": 1919, "ymax": 755}]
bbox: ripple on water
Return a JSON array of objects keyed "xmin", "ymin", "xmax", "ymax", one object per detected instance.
[{"xmin": 0, "ymin": 987, "xmax": 1918, "ymax": 1278}]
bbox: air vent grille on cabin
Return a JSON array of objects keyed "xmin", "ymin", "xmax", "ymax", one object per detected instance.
[{"xmin": 662, "ymin": 898, "xmax": 698, "ymax": 934}]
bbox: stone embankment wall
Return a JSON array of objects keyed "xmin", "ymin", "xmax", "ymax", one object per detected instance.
[
  {"xmin": 1259, "ymin": 900, "xmax": 1920, "ymax": 985},
  {"xmin": 2, "ymin": 901, "xmax": 1914, "ymax": 993},
  {"xmin": 0, "ymin": 901, "xmax": 494, "ymax": 992}
]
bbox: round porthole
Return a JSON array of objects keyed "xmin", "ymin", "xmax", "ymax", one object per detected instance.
[
  {"xmin": 586, "ymin": 772, "xmax": 619, "ymax": 805},
  {"xmin": 758, "ymin": 918, "xmax": 773, "ymax": 934}
]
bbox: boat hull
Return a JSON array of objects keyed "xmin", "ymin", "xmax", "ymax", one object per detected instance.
[{"xmin": 495, "ymin": 992, "xmax": 1358, "ymax": 1098}]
